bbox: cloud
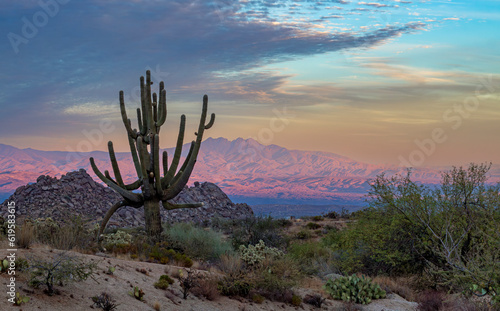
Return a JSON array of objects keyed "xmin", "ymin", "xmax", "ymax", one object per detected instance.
[{"xmin": 358, "ymin": 2, "xmax": 389, "ymax": 8}]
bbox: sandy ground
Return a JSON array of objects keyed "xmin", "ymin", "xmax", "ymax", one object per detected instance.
[{"xmin": 0, "ymin": 244, "xmax": 418, "ymax": 311}]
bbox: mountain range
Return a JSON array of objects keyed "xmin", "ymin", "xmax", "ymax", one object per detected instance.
[{"xmin": 1, "ymin": 138, "xmax": 498, "ymax": 205}]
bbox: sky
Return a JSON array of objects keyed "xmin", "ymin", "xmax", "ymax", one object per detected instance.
[{"xmin": 0, "ymin": 0, "xmax": 499, "ymax": 167}]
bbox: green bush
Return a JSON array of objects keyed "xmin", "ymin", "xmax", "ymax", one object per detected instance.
[
  {"xmin": 165, "ymin": 222, "xmax": 233, "ymax": 261},
  {"xmin": 154, "ymin": 274, "xmax": 174, "ymax": 290},
  {"xmin": 230, "ymin": 216, "xmax": 287, "ymax": 250},
  {"xmin": 287, "ymin": 241, "xmax": 333, "ymax": 275},
  {"xmin": 305, "ymin": 222, "xmax": 322, "ymax": 230},
  {"xmin": 296, "ymin": 229, "xmax": 312, "ymax": 240},
  {"xmin": 324, "ymin": 274, "xmax": 386, "ymax": 304}
]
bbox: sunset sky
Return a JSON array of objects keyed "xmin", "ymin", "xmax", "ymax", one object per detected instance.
[{"xmin": 1, "ymin": 0, "xmax": 499, "ymax": 167}]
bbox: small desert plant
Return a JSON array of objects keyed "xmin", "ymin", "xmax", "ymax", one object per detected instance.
[
  {"xmin": 252, "ymin": 293, "xmax": 265, "ymax": 303},
  {"xmin": 238, "ymin": 239, "xmax": 283, "ymax": 266},
  {"xmin": 91, "ymin": 292, "xmax": 118, "ymax": 311},
  {"xmin": 154, "ymin": 275, "xmax": 174, "ymax": 290},
  {"xmin": 153, "ymin": 300, "xmax": 161, "ymax": 311},
  {"xmin": 27, "ymin": 252, "xmax": 97, "ymax": 295},
  {"xmin": 324, "ymin": 274, "xmax": 386, "ymax": 304},
  {"xmin": 106, "ymin": 266, "xmax": 116, "ymax": 275},
  {"xmin": 179, "ymin": 269, "xmax": 199, "ymax": 299},
  {"xmin": 0, "ymin": 258, "xmax": 9, "ymax": 273},
  {"xmin": 303, "ymin": 293, "xmax": 326, "ymax": 308},
  {"xmin": 296, "ymin": 229, "xmax": 312, "ymax": 240},
  {"xmin": 13, "ymin": 292, "xmax": 30, "ymax": 306},
  {"xmin": 218, "ymin": 277, "xmax": 252, "ymax": 297},
  {"xmin": 130, "ymin": 286, "xmax": 145, "ymax": 301},
  {"xmin": 291, "ymin": 294, "xmax": 302, "ymax": 306},
  {"xmin": 323, "ymin": 211, "xmax": 339, "ymax": 219},
  {"xmin": 312, "ymin": 216, "xmax": 324, "ymax": 221}
]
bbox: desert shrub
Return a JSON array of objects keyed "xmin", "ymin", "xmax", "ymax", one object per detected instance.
[
  {"xmin": 287, "ymin": 241, "xmax": 331, "ymax": 275},
  {"xmin": 143, "ymin": 242, "xmax": 193, "ymax": 267},
  {"xmin": 191, "ymin": 274, "xmax": 220, "ymax": 301},
  {"xmin": 218, "ymin": 277, "xmax": 252, "ymax": 297},
  {"xmin": 296, "ymin": 229, "xmax": 312, "ymax": 240},
  {"xmin": 417, "ymin": 290, "xmax": 445, "ymax": 311},
  {"xmin": 305, "ymin": 222, "xmax": 322, "ymax": 230},
  {"xmin": 275, "ymin": 218, "xmax": 293, "ymax": 227},
  {"xmin": 178, "ymin": 269, "xmax": 199, "ymax": 299},
  {"xmin": 291, "ymin": 294, "xmax": 302, "ymax": 306},
  {"xmin": 251, "ymin": 256, "xmax": 302, "ymax": 301},
  {"xmin": 372, "ymin": 275, "xmax": 418, "ymax": 302},
  {"xmin": 165, "ymin": 222, "xmax": 233, "ymax": 261},
  {"xmin": 91, "ymin": 292, "xmax": 118, "ymax": 311},
  {"xmin": 154, "ymin": 275, "xmax": 174, "ymax": 290},
  {"xmin": 230, "ymin": 215, "xmax": 287, "ymax": 249},
  {"xmin": 27, "ymin": 252, "xmax": 97, "ymax": 295},
  {"xmin": 238, "ymin": 239, "xmax": 283, "ymax": 266},
  {"xmin": 32, "ymin": 216, "xmax": 95, "ymax": 250},
  {"xmin": 324, "ymin": 274, "xmax": 386, "ymax": 304},
  {"xmin": 252, "ymin": 293, "xmax": 265, "ymax": 303},
  {"xmin": 368, "ymin": 164, "xmax": 500, "ymax": 295},
  {"xmin": 303, "ymin": 294, "xmax": 326, "ymax": 308},
  {"xmin": 323, "ymin": 211, "xmax": 339, "ymax": 219},
  {"xmin": 16, "ymin": 221, "xmax": 35, "ymax": 249},
  {"xmin": 312, "ymin": 216, "xmax": 324, "ymax": 221}
]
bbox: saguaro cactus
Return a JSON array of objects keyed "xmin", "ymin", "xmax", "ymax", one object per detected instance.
[{"xmin": 90, "ymin": 70, "xmax": 215, "ymax": 242}]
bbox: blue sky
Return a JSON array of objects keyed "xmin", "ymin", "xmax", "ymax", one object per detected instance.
[{"xmin": 1, "ymin": 0, "xmax": 499, "ymax": 166}]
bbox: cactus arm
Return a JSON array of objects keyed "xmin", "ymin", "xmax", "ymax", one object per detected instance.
[
  {"xmin": 145, "ymin": 70, "xmax": 154, "ymax": 135},
  {"xmin": 162, "ymin": 151, "xmax": 168, "ymax": 177},
  {"xmin": 162, "ymin": 201, "xmax": 204, "ymax": 210},
  {"xmin": 156, "ymin": 82, "xmax": 167, "ymax": 127},
  {"xmin": 163, "ymin": 115, "xmax": 186, "ymax": 185},
  {"xmin": 169, "ymin": 141, "xmax": 194, "ymax": 187},
  {"xmin": 136, "ymin": 108, "xmax": 143, "ymax": 135},
  {"xmin": 90, "ymin": 157, "xmax": 143, "ymax": 203},
  {"xmin": 119, "ymin": 91, "xmax": 137, "ymax": 139},
  {"xmin": 104, "ymin": 170, "xmax": 117, "ymax": 184},
  {"xmin": 140, "ymin": 75, "xmax": 148, "ymax": 136},
  {"xmin": 205, "ymin": 113, "xmax": 215, "ymax": 130},
  {"xmin": 137, "ymin": 136, "xmax": 152, "ymax": 198},
  {"xmin": 128, "ymin": 128, "xmax": 142, "ymax": 178},
  {"xmin": 152, "ymin": 134, "xmax": 162, "ymax": 196},
  {"xmin": 108, "ymin": 141, "xmax": 125, "ymax": 187},
  {"xmin": 97, "ymin": 200, "xmax": 126, "ymax": 242},
  {"xmin": 153, "ymin": 102, "xmax": 158, "ymax": 123}
]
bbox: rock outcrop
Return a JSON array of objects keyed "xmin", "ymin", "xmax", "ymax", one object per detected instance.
[{"xmin": 0, "ymin": 169, "xmax": 253, "ymax": 228}]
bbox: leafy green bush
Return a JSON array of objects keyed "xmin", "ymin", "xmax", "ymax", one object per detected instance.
[
  {"xmin": 324, "ymin": 274, "xmax": 386, "ymax": 304},
  {"xmin": 287, "ymin": 241, "xmax": 334, "ymax": 275},
  {"xmin": 144, "ymin": 242, "xmax": 193, "ymax": 267},
  {"xmin": 368, "ymin": 163, "xmax": 500, "ymax": 295},
  {"xmin": 165, "ymin": 222, "xmax": 233, "ymax": 261},
  {"xmin": 295, "ymin": 229, "xmax": 312, "ymax": 240}
]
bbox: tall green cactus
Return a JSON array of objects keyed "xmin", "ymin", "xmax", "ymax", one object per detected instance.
[{"xmin": 90, "ymin": 70, "xmax": 215, "ymax": 242}]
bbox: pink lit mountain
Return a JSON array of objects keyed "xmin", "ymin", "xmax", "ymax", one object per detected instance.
[{"xmin": 1, "ymin": 138, "xmax": 497, "ymax": 204}]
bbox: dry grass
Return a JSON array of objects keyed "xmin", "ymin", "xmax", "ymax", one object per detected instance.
[
  {"xmin": 16, "ymin": 221, "xmax": 35, "ymax": 249},
  {"xmin": 372, "ymin": 275, "xmax": 418, "ymax": 302},
  {"xmin": 217, "ymin": 253, "xmax": 244, "ymax": 276},
  {"xmin": 152, "ymin": 300, "xmax": 161, "ymax": 311}
]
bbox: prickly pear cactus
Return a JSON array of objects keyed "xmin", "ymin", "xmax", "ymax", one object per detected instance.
[{"xmin": 323, "ymin": 274, "xmax": 386, "ymax": 304}]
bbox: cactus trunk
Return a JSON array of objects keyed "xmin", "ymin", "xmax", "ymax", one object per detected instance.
[{"xmin": 144, "ymin": 198, "xmax": 162, "ymax": 243}]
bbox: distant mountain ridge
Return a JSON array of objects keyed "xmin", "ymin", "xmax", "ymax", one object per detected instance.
[{"xmin": 1, "ymin": 138, "xmax": 498, "ymax": 205}]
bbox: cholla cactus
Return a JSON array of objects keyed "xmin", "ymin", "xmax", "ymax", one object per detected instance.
[
  {"xmin": 101, "ymin": 230, "xmax": 133, "ymax": 248},
  {"xmin": 238, "ymin": 240, "xmax": 283, "ymax": 266},
  {"xmin": 323, "ymin": 274, "xmax": 386, "ymax": 305}
]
